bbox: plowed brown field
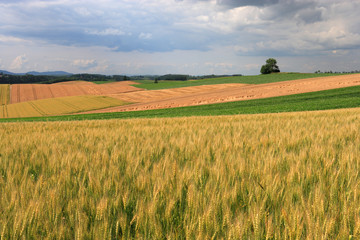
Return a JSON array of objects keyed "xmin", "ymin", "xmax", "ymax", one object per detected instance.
[
  {"xmin": 84, "ymin": 74, "xmax": 360, "ymax": 113},
  {"xmin": 10, "ymin": 81, "xmax": 141, "ymax": 104},
  {"xmin": 109, "ymin": 83, "xmax": 248, "ymax": 103}
]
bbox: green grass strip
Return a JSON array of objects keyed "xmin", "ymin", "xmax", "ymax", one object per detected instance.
[
  {"xmin": 1, "ymin": 85, "xmax": 360, "ymax": 123},
  {"xmin": 133, "ymin": 73, "xmax": 348, "ymax": 90},
  {"xmin": 91, "ymin": 80, "xmax": 117, "ymax": 84}
]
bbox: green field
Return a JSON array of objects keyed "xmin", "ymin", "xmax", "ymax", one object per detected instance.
[
  {"xmin": 92, "ymin": 80, "xmax": 117, "ymax": 84},
  {"xmin": 134, "ymin": 73, "xmax": 347, "ymax": 90},
  {"xmin": 1, "ymin": 85, "xmax": 359, "ymax": 122}
]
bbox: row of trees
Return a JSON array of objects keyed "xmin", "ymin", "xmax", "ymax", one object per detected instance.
[
  {"xmin": 315, "ymin": 70, "xmax": 360, "ymax": 74},
  {"xmin": 0, "ymin": 73, "xmax": 130, "ymax": 84},
  {"xmin": 0, "ymin": 72, "xmax": 245, "ymax": 84}
]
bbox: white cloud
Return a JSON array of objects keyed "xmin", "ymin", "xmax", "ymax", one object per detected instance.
[
  {"xmin": 0, "ymin": 35, "xmax": 31, "ymax": 44},
  {"xmin": 74, "ymin": 7, "xmax": 91, "ymax": 16},
  {"xmin": 86, "ymin": 28, "xmax": 127, "ymax": 36},
  {"xmin": 245, "ymin": 63, "xmax": 260, "ymax": 71},
  {"xmin": 207, "ymin": 6, "xmax": 269, "ymax": 33},
  {"xmin": 72, "ymin": 59, "xmax": 98, "ymax": 69},
  {"xmin": 139, "ymin": 32, "xmax": 152, "ymax": 40},
  {"xmin": 10, "ymin": 54, "xmax": 28, "ymax": 70}
]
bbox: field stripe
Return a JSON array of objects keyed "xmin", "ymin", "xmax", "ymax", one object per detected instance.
[
  {"xmin": 0, "ymin": 84, "xmax": 10, "ymax": 105},
  {"xmin": 28, "ymin": 101, "xmax": 46, "ymax": 116},
  {"xmin": 0, "ymin": 95, "xmax": 127, "ymax": 118},
  {"xmin": 8, "ymin": 84, "xmax": 11, "ymax": 105},
  {"xmin": 6, "ymin": 84, "xmax": 10, "ymax": 105},
  {"xmin": 32, "ymin": 84, "xmax": 38, "ymax": 100},
  {"xmin": 17, "ymin": 84, "xmax": 20, "ymax": 103},
  {"xmin": 54, "ymin": 98, "xmax": 80, "ymax": 111},
  {"xmin": 4, "ymin": 105, "xmax": 8, "ymax": 118},
  {"xmin": 76, "ymin": 85, "xmax": 87, "ymax": 95},
  {"xmin": 48, "ymin": 85, "xmax": 54, "ymax": 98}
]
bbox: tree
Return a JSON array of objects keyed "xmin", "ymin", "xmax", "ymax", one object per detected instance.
[{"xmin": 260, "ymin": 58, "xmax": 280, "ymax": 74}]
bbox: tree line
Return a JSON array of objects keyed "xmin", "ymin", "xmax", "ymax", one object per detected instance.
[
  {"xmin": 314, "ymin": 70, "xmax": 360, "ymax": 74},
  {"xmin": 0, "ymin": 73, "xmax": 130, "ymax": 84},
  {"xmin": 0, "ymin": 72, "xmax": 244, "ymax": 84}
]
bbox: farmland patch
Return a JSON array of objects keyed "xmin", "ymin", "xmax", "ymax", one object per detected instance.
[
  {"xmin": 88, "ymin": 73, "xmax": 360, "ymax": 113},
  {"xmin": 0, "ymin": 84, "xmax": 10, "ymax": 105},
  {"xmin": 10, "ymin": 81, "xmax": 141, "ymax": 104},
  {"xmin": 0, "ymin": 95, "xmax": 128, "ymax": 118},
  {"xmin": 134, "ymin": 72, "xmax": 349, "ymax": 90}
]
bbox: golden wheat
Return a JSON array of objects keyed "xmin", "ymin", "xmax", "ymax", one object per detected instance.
[
  {"xmin": 0, "ymin": 84, "xmax": 10, "ymax": 105},
  {"xmin": 0, "ymin": 108, "xmax": 360, "ymax": 239},
  {"xmin": 0, "ymin": 95, "xmax": 127, "ymax": 118}
]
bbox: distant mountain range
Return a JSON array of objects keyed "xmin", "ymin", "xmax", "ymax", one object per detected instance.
[{"xmin": 0, "ymin": 70, "xmax": 73, "ymax": 76}]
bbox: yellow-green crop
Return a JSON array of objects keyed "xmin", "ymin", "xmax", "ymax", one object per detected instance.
[
  {"xmin": 0, "ymin": 95, "xmax": 127, "ymax": 118},
  {"xmin": 0, "ymin": 108, "xmax": 360, "ymax": 239},
  {"xmin": 0, "ymin": 85, "xmax": 10, "ymax": 105}
]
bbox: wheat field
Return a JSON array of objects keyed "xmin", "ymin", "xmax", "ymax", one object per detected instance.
[
  {"xmin": 0, "ymin": 108, "xmax": 360, "ymax": 239},
  {"xmin": 0, "ymin": 95, "xmax": 126, "ymax": 118},
  {"xmin": 0, "ymin": 85, "xmax": 10, "ymax": 105}
]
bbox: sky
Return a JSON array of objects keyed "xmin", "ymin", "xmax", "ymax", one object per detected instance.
[{"xmin": 0, "ymin": 0, "xmax": 359, "ymax": 75}]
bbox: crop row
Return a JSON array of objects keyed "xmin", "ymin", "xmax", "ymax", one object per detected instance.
[
  {"xmin": 0, "ymin": 84, "xmax": 10, "ymax": 105},
  {"xmin": 2, "ymin": 84, "xmax": 358, "ymax": 122},
  {"xmin": 0, "ymin": 95, "xmax": 126, "ymax": 118},
  {"xmin": 1, "ymin": 108, "xmax": 360, "ymax": 238}
]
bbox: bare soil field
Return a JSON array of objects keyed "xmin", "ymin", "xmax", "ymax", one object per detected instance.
[
  {"xmin": 108, "ymin": 83, "xmax": 248, "ymax": 103},
  {"xmin": 85, "ymin": 74, "xmax": 360, "ymax": 113},
  {"xmin": 10, "ymin": 81, "xmax": 141, "ymax": 104}
]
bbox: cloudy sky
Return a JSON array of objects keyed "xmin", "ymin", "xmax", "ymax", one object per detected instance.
[{"xmin": 0, "ymin": 0, "xmax": 359, "ymax": 75}]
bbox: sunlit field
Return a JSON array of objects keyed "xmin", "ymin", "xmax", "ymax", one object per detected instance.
[
  {"xmin": 0, "ymin": 95, "xmax": 127, "ymax": 118},
  {"xmin": 1, "ymin": 108, "xmax": 360, "ymax": 239},
  {"xmin": 0, "ymin": 84, "xmax": 10, "ymax": 105},
  {"xmin": 133, "ymin": 73, "xmax": 348, "ymax": 90}
]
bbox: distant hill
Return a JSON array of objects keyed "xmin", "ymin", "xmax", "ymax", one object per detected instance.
[
  {"xmin": 0, "ymin": 70, "xmax": 73, "ymax": 76},
  {"xmin": 0, "ymin": 70, "xmax": 17, "ymax": 75},
  {"xmin": 26, "ymin": 71, "xmax": 73, "ymax": 76}
]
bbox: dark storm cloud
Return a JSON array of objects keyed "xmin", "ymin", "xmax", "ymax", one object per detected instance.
[{"xmin": 264, "ymin": 0, "xmax": 323, "ymax": 23}]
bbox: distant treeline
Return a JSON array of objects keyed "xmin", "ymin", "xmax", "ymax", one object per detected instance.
[
  {"xmin": 191, "ymin": 74, "xmax": 243, "ymax": 79},
  {"xmin": 315, "ymin": 70, "xmax": 360, "ymax": 74},
  {"xmin": 0, "ymin": 73, "xmax": 130, "ymax": 84},
  {"xmin": 0, "ymin": 72, "xmax": 243, "ymax": 84},
  {"xmin": 153, "ymin": 74, "xmax": 243, "ymax": 81}
]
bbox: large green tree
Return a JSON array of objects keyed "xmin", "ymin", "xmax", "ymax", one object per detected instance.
[{"xmin": 260, "ymin": 58, "xmax": 280, "ymax": 74}]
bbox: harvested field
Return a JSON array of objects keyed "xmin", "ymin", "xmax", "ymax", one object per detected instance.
[
  {"xmin": 1, "ymin": 95, "xmax": 127, "ymax": 118},
  {"xmin": 86, "ymin": 73, "xmax": 360, "ymax": 113},
  {"xmin": 0, "ymin": 84, "xmax": 10, "ymax": 105},
  {"xmin": 110, "ymin": 83, "xmax": 248, "ymax": 103},
  {"xmin": 10, "ymin": 81, "xmax": 141, "ymax": 104}
]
